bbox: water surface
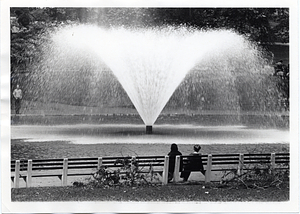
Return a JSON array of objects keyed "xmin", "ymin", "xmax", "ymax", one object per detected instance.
[{"xmin": 11, "ymin": 124, "xmax": 289, "ymax": 145}]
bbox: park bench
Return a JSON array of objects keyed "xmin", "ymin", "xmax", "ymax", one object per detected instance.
[{"xmin": 11, "ymin": 152, "xmax": 289, "ymax": 188}]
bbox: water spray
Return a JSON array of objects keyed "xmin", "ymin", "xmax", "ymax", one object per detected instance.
[{"xmin": 33, "ymin": 25, "xmax": 266, "ymax": 131}]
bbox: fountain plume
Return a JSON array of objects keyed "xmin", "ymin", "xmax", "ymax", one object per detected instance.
[{"xmin": 31, "ymin": 25, "xmax": 267, "ymax": 126}]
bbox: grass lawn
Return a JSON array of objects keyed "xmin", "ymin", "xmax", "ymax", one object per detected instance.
[{"xmin": 11, "ymin": 181, "xmax": 289, "ymax": 202}]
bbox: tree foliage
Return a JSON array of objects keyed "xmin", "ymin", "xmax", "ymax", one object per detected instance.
[
  {"xmin": 10, "ymin": 7, "xmax": 289, "ymax": 111},
  {"xmin": 10, "ymin": 7, "xmax": 289, "ymax": 74}
]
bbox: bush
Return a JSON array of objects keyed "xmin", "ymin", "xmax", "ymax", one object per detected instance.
[
  {"xmin": 220, "ymin": 162, "xmax": 289, "ymax": 189},
  {"xmin": 80, "ymin": 157, "xmax": 161, "ymax": 188}
]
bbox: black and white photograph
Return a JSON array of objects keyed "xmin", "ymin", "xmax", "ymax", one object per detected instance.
[{"xmin": 1, "ymin": 0, "xmax": 299, "ymax": 213}]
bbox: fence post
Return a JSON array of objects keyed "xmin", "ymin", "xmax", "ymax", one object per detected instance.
[
  {"xmin": 62, "ymin": 158, "xmax": 68, "ymax": 186},
  {"xmin": 97, "ymin": 157, "xmax": 102, "ymax": 170},
  {"xmin": 131, "ymin": 156, "xmax": 137, "ymax": 181},
  {"xmin": 270, "ymin": 153, "xmax": 276, "ymax": 173},
  {"xmin": 162, "ymin": 156, "xmax": 169, "ymax": 185},
  {"xmin": 131, "ymin": 156, "xmax": 136, "ymax": 171},
  {"xmin": 26, "ymin": 160, "xmax": 32, "ymax": 187},
  {"xmin": 173, "ymin": 155, "xmax": 181, "ymax": 183},
  {"xmin": 14, "ymin": 160, "xmax": 20, "ymax": 188},
  {"xmin": 205, "ymin": 154, "xmax": 212, "ymax": 183},
  {"xmin": 237, "ymin": 154, "xmax": 244, "ymax": 176}
]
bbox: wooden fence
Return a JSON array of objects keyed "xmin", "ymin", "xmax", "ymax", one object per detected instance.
[{"xmin": 11, "ymin": 153, "xmax": 289, "ymax": 188}]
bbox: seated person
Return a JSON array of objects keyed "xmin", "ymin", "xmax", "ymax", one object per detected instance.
[
  {"xmin": 180, "ymin": 144, "xmax": 205, "ymax": 182},
  {"xmin": 168, "ymin": 143, "xmax": 182, "ymax": 182}
]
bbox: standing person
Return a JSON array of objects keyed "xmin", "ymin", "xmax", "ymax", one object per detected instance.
[
  {"xmin": 274, "ymin": 60, "xmax": 287, "ymax": 77},
  {"xmin": 13, "ymin": 84, "xmax": 22, "ymax": 114},
  {"xmin": 167, "ymin": 143, "xmax": 182, "ymax": 182},
  {"xmin": 181, "ymin": 144, "xmax": 205, "ymax": 182}
]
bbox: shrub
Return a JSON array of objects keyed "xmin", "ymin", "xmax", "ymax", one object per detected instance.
[
  {"xmin": 220, "ymin": 162, "xmax": 289, "ymax": 189},
  {"xmin": 82, "ymin": 157, "xmax": 161, "ymax": 188}
]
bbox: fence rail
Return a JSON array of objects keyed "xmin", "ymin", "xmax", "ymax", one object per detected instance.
[{"xmin": 11, "ymin": 153, "xmax": 289, "ymax": 188}]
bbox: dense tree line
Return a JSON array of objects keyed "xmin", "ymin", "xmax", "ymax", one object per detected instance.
[
  {"xmin": 10, "ymin": 7, "xmax": 289, "ymax": 112},
  {"xmin": 11, "ymin": 7, "xmax": 289, "ymax": 74},
  {"xmin": 11, "ymin": 8, "xmax": 289, "ymax": 41}
]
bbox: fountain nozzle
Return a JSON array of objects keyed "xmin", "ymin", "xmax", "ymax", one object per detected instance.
[{"xmin": 146, "ymin": 125, "xmax": 153, "ymax": 134}]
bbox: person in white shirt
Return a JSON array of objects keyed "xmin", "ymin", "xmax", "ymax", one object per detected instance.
[{"xmin": 13, "ymin": 84, "xmax": 22, "ymax": 114}]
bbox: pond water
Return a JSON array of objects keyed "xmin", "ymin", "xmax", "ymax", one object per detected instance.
[{"xmin": 11, "ymin": 123, "xmax": 289, "ymax": 145}]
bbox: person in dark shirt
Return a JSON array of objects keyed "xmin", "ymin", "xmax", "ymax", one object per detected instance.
[
  {"xmin": 13, "ymin": 84, "xmax": 22, "ymax": 114},
  {"xmin": 167, "ymin": 143, "xmax": 182, "ymax": 182},
  {"xmin": 180, "ymin": 144, "xmax": 205, "ymax": 182}
]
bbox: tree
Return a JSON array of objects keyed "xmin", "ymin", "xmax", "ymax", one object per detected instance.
[
  {"xmin": 151, "ymin": 8, "xmax": 288, "ymax": 44},
  {"xmin": 10, "ymin": 7, "xmax": 289, "ymax": 110}
]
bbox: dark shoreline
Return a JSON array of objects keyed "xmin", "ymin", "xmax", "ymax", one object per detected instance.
[{"xmin": 11, "ymin": 113, "xmax": 289, "ymax": 129}]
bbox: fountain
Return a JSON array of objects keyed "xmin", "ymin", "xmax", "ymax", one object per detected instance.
[{"xmin": 29, "ymin": 24, "xmax": 272, "ymax": 134}]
